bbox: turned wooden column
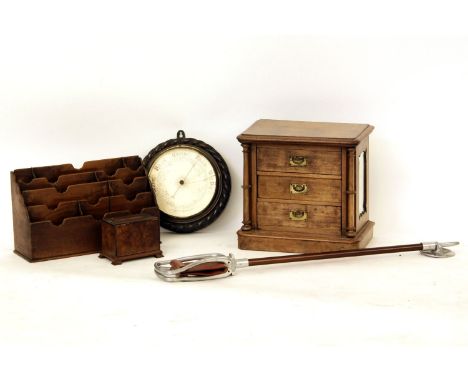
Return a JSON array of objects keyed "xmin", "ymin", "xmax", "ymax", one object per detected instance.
[
  {"xmin": 345, "ymin": 147, "xmax": 357, "ymax": 237},
  {"xmin": 241, "ymin": 143, "xmax": 252, "ymax": 231}
]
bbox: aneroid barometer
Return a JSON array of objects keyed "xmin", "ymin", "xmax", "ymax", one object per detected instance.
[{"xmin": 143, "ymin": 131, "xmax": 231, "ymax": 233}]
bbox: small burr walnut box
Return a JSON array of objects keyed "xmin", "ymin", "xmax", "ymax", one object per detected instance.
[
  {"xmin": 237, "ymin": 119, "xmax": 374, "ymax": 253},
  {"xmin": 100, "ymin": 212, "xmax": 162, "ymax": 265}
]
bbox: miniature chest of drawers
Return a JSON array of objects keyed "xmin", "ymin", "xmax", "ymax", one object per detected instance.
[{"xmin": 237, "ymin": 119, "xmax": 374, "ymax": 253}]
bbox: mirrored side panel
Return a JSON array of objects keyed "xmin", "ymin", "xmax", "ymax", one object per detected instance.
[{"xmin": 358, "ymin": 150, "xmax": 367, "ymax": 216}]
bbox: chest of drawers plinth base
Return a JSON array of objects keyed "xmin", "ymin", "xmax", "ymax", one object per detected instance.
[
  {"xmin": 237, "ymin": 119, "xmax": 374, "ymax": 254},
  {"xmin": 238, "ymin": 221, "xmax": 374, "ymax": 253}
]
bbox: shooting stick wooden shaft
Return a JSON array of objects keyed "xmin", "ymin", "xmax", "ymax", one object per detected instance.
[{"xmin": 247, "ymin": 243, "xmax": 423, "ymax": 267}]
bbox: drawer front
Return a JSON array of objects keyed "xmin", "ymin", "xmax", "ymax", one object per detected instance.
[
  {"xmin": 257, "ymin": 145, "xmax": 341, "ymax": 175},
  {"xmin": 257, "ymin": 201, "xmax": 341, "ymax": 235},
  {"xmin": 258, "ymin": 175, "xmax": 341, "ymax": 204}
]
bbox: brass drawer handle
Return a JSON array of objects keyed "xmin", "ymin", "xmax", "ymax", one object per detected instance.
[
  {"xmin": 289, "ymin": 155, "xmax": 308, "ymax": 167},
  {"xmin": 290, "ymin": 183, "xmax": 308, "ymax": 194},
  {"xmin": 289, "ymin": 210, "xmax": 308, "ymax": 221}
]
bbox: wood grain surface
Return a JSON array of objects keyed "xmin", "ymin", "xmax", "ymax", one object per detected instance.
[
  {"xmin": 257, "ymin": 145, "xmax": 341, "ymax": 175},
  {"xmin": 238, "ymin": 119, "xmax": 374, "ymax": 145},
  {"xmin": 257, "ymin": 200, "xmax": 341, "ymax": 235},
  {"xmin": 258, "ymin": 175, "xmax": 341, "ymax": 204}
]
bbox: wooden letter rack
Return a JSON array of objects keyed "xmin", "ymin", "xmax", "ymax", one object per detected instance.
[{"xmin": 11, "ymin": 156, "xmax": 162, "ymax": 262}]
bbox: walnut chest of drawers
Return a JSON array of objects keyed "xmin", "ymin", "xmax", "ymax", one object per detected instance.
[{"xmin": 237, "ymin": 119, "xmax": 374, "ymax": 253}]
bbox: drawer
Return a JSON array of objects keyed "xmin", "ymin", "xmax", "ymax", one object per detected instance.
[
  {"xmin": 258, "ymin": 175, "xmax": 341, "ymax": 204},
  {"xmin": 257, "ymin": 201, "xmax": 341, "ymax": 235},
  {"xmin": 257, "ymin": 145, "xmax": 341, "ymax": 175}
]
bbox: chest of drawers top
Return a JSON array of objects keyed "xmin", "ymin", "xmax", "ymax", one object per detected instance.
[{"xmin": 237, "ymin": 119, "xmax": 374, "ymax": 146}]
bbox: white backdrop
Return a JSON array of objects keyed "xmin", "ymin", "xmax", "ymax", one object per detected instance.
[{"xmin": 1, "ymin": 1, "xmax": 468, "ymax": 381}]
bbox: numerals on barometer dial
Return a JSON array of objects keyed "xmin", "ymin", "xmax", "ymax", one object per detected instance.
[
  {"xmin": 143, "ymin": 131, "xmax": 231, "ymax": 233},
  {"xmin": 148, "ymin": 147, "xmax": 217, "ymax": 218}
]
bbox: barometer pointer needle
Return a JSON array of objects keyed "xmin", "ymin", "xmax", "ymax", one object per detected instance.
[{"xmin": 170, "ymin": 158, "xmax": 199, "ymax": 198}]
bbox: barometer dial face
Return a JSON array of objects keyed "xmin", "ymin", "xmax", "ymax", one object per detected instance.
[
  {"xmin": 148, "ymin": 146, "xmax": 217, "ymax": 218},
  {"xmin": 143, "ymin": 131, "xmax": 231, "ymax": 233}
]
